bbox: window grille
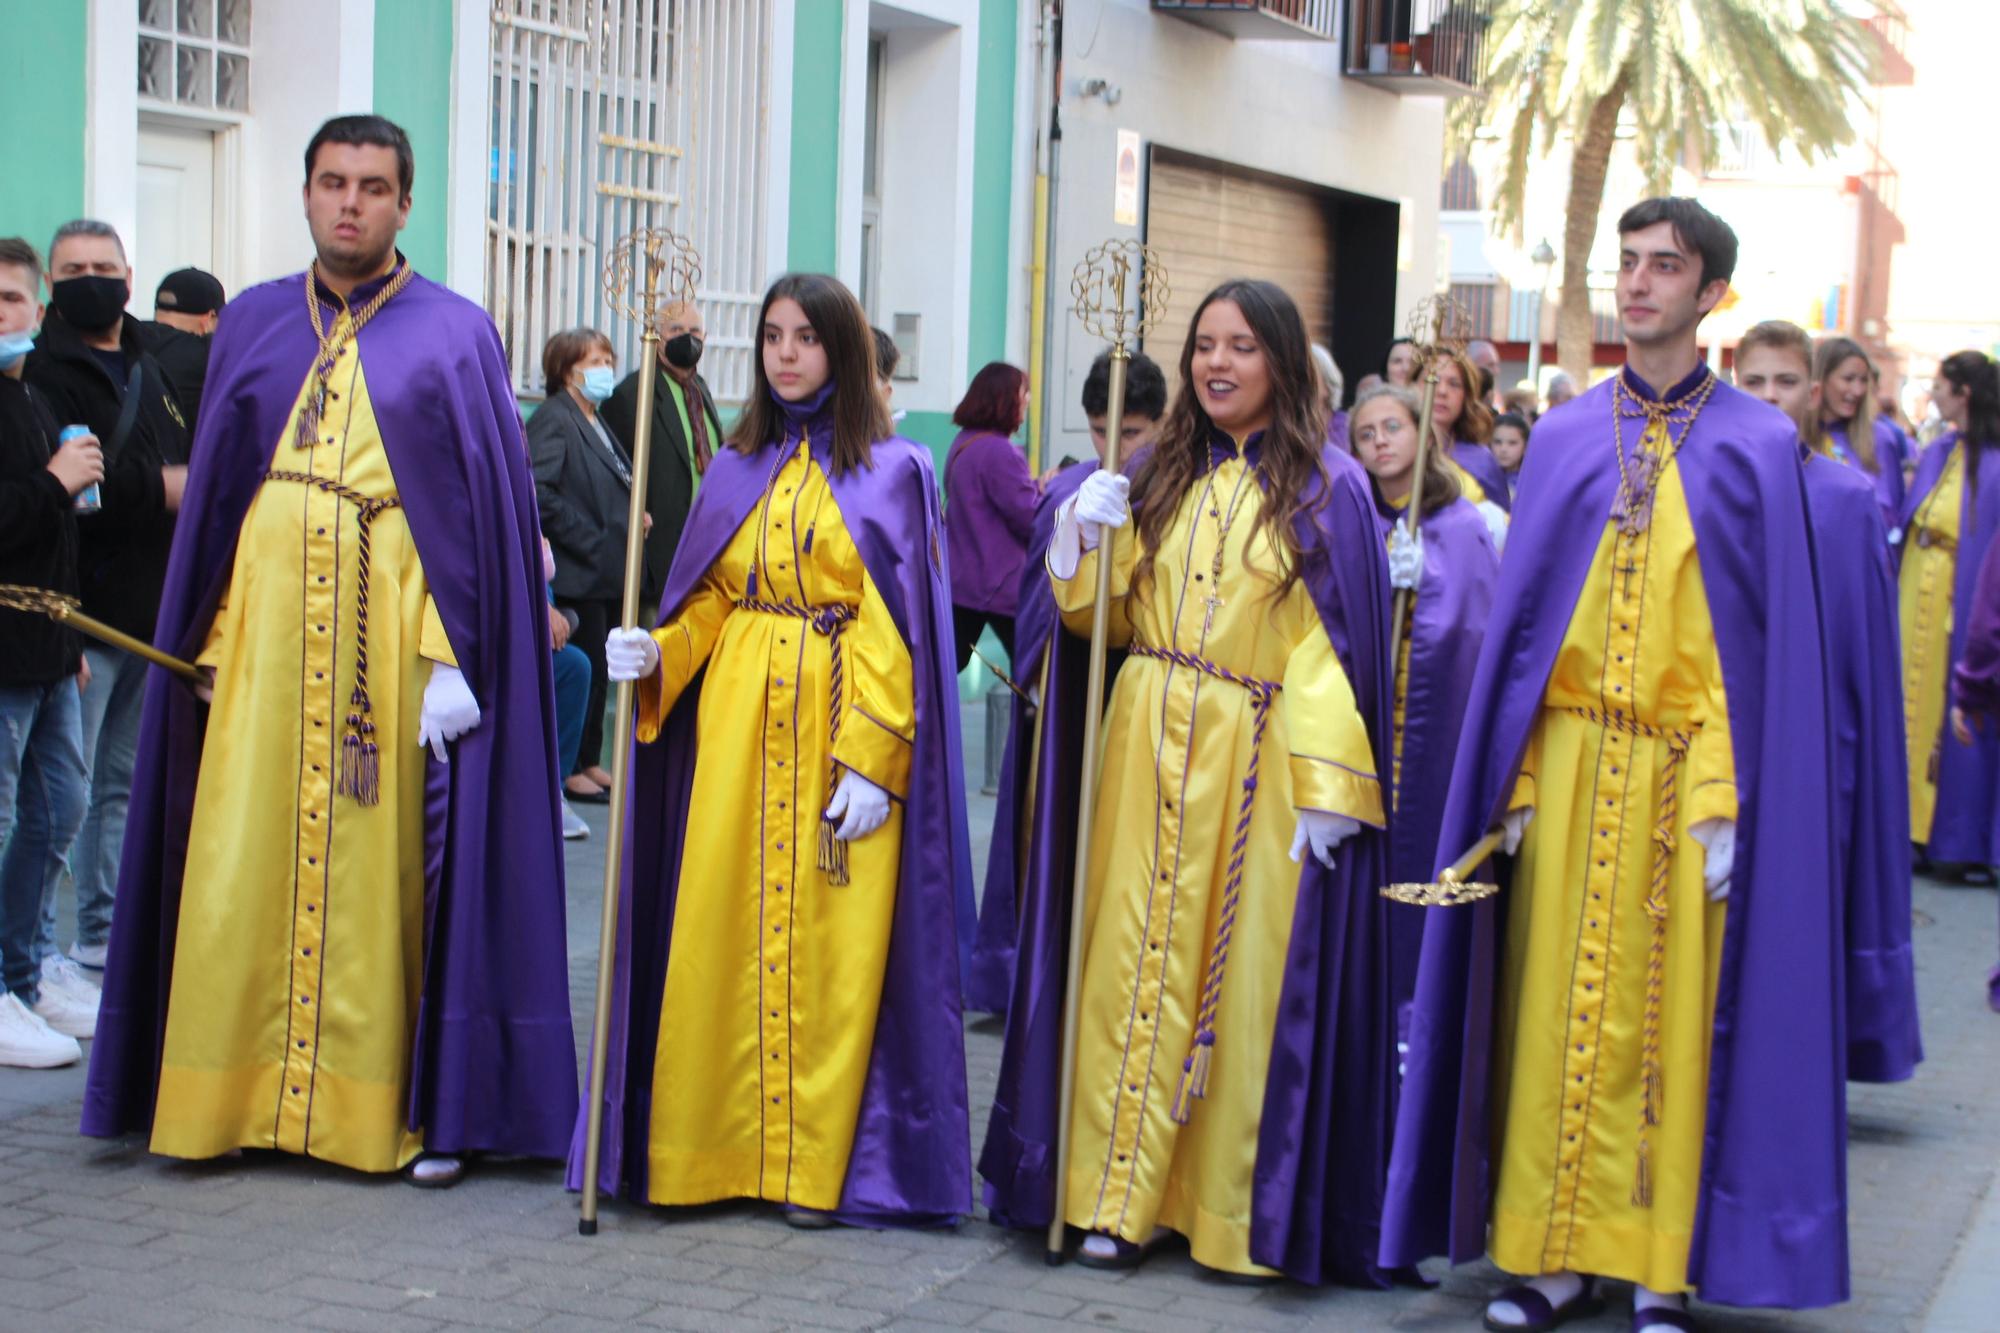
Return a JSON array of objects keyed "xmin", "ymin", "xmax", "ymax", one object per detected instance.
[
  {"xmin": 487, "ymin": 0, "xmax": 772, "ymax": 403},
  {"xmin": 138, "ymin": 0, "xmax": 252, "ymax": 114}
]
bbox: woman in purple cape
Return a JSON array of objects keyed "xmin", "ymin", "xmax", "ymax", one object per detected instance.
[{"xmin": 577, "ymin": 273, "xmax": 972, "ymax": 1226}]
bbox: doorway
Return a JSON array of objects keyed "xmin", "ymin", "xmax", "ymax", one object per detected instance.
[{"xmin": 135, "ymin": 123, "xmax": 219, "ymax": 317}]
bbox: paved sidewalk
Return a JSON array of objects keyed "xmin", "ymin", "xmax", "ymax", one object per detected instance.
[{"xmin": 1, "ymin": 699, "xmax": 1995, "ymax": 1330}]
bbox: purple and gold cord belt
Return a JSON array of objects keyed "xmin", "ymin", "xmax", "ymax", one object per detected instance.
[
  {"xmin": 734, "ymin": 596, "xmax": 859, "ymax": 884},
  {"xmin": 1126, "ymin": 642, "xmax": 1282, "ymax": 1124}
]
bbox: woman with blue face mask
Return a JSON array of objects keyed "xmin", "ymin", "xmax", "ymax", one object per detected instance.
[{"xmin": 528, "ymin": 327, "xmax": 642, "ymax": 807}]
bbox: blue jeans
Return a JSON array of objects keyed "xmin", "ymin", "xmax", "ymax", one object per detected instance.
[
  {"xmin": 56, "ymin": 645, "xmax": 146, "ymax": 953},
  {"xmin": 552, "ymin": 644, "xmax": 591, "ymax": 781},
  {"xmin": 0, "ymin": 680, "xmax": 88, "ymax": 1002}
]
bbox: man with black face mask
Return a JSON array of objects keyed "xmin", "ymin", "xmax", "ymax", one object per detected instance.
[
  {"xmin": 600, "ymin": 296, "xmax": 722, "ymax": 618},
  {"xmin": 24, "ymin": 219, "xmax": 190, "ymax": 977}
]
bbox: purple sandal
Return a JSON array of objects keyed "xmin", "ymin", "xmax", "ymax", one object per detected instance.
[
  {"xmin": 1632, "ymin": 1305, "xmax": 1697, "ymax": 1331},
  {"xmin": 1482, "ymin": 1277, "xmax": 1602, "ymax": 1332}
]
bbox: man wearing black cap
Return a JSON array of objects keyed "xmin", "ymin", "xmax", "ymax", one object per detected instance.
[{"xmin": 142, "ymin": 267, "xmax": 225, "ymax": 430}]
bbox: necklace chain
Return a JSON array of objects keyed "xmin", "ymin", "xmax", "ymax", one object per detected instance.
[
  {"xmin": 294, "ymin": 259, "xmax": 416, "ymax": 449},
  {"xmin": 1196, "ymin": 444, "xmax": 1260, "ymax": 632},
  {"xmin": 1610, "ymin": 370, "xmax": 1717, "ymax": 536}
]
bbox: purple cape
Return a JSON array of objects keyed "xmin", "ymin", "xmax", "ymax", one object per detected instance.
[
  {"xmin": 1954, "ymin": 517, "xmax": 2000, "ymax": 716},
  {"xmin": 1380, "ymin": 370, "xmax": 1847, "ymax": 1309},
  {"xmin": 82, "ymin": 265, "xmax": 579, "ymax": 1159},
  {"xmin": 979, "ymin": 435, "xmax": 1400, "ymax": 1287},
  {"xmin": 567, "ymin": 389, "xmax": 973, "ymax": 1225},
  {"xmin": 1372, "ymin": 495, "xmax": 1498, "ymax": 1025},
  {"xmin": 966, "ymin": 458, "xmax": 1098, "ymax": 1015},
  {"xmin": 1451, "ymin": 440, "xmax": 1509, "ymax": 512},
  {"xmin": 1827, "ymin": 416, "xmax": 1908, "ymax": 534},
  {"xmin": 1803, "ymin": 454, "xmax": 1920, "ymax": 1084},
  {"xmin": 1903, "ymin": 432, "xmax": 2000, "ymax": 864}
]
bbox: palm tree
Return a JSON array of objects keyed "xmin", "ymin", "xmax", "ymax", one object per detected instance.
[{"xmin": 1463, "ymin": 0, "xmax": 1879, "ymax": 379}]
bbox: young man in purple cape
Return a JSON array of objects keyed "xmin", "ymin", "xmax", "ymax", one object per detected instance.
[
  {"xmin": 966, "ymin": 350, "xmax": 1165, "ymax": 1015},
  {"xmin": 1900, "ymin": 350, "xmax": 2000, "ymax": 882},
  {"xmin": 81, "ymin": 116, "xmax": 577, "ymax": 1184},
  {"xmin": 1736, "ymin": 319, "xmax": 1921, "ymax": 1083},
  {"xmin": 574, "ymin": 273, "xmax": 972, "ymax": 1226},
  {"xmin": 1380, "ymin": 199, "xmax": 1845, "ymax": 1329}
]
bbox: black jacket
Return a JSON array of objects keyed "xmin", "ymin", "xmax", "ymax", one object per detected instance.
[
  {"xmin": 0, "ymin": 375, "xmax": 82, "ymax": 686},
  {"xmin": 528, "ymin": 388, "xmax": 632, "ymax": 604},
  {"xmin": 25, "ymin": 310, "xmax": 191, "ymax": 640},
  {"xmin": 138, "ymin": 321, "xmax": 212, "ymax": 432},
  {"xmin": 600, "ymin": 362, "xmax": 720, "ymax": 618}
]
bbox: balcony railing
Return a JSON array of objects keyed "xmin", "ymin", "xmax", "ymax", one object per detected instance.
[
  {"xmin": 1345, "ymin": 0, "xmax": 1490, "ymax": 97},
  {"xmin": 1150, "ymin": 0, "xmax": 1338, "ymax": 41}
]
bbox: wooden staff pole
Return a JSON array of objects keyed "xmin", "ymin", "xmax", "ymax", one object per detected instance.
[
  {"xmin": 578, "ymin": 256, "xmax": 663, "ymax": 1236},
  {"xmin": 1045, "ymin": 342, "xmax": 1128, "ymax": 1264}
]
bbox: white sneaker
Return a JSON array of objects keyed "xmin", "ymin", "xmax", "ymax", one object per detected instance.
[
  {"xmin": 34, "ymin": 956, "xmax": 100, "ymax": 1040},
  {"xmin": 68, "ymin": 940, "xmax": 108, "ymax": 969},
  {"xmin": 0, "ymin": 993, "xmax": 82, "ymax": 1068},
  {"xmin": 561, "ymin": 800, "xmax": 590, "ymax": 841}
]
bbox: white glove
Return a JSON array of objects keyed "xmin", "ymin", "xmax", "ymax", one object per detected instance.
[
  {"xmin": 1475, "ymin": 499, "xmax": 1509, "ymax": 553},
  {"xmin": 417, "ymin": 663, "xmax": 481, "ymax": 762},
  {"xmin": 1049, "ymin": 471, "xmax": 1132, "ymax": 578},
  {"xmin": 1387, "ymin": 517, "xmax": 1423, "ymax": 591},
  {"xmin": 541, "ymin": 536, "xmax": 557, "ymax": 583},
  {"xmin": 825, "ymin": 768, "xmax": 891, "ymax": 841},
  {"xmin": 1501, "ymin": 806, "xmax": 1534, "ymax": 855},
  {"xmin": 1289, "ymin": 810, "xmax": 1361, "ymax": 869},
  {"xmin": 1690, "ymin": 817, "xmax": 1735, "ymax": 901},
  {"xmin": 604, "ymin": 627, "xmax": 661, "ymax": 683},
  {"xmin": 1886, "ymin": 526, "xmax": 1904, "ymax": 548}
]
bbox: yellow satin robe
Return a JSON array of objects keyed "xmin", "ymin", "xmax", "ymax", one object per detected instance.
[
  {"xmin": 635, "ymin": 443, "xmax": 915, "ymax": 1209},
  {"xmin": 152, "ymin": 324, "xmax": 456, "ymax": 1171},
  {"xmin": 1052, "ymin": 447, "xmax": 1383, "ymax": 1275},
  {"xmin": 1899, "ymin": 443, "xmax": 1963, "ymax": 841},
  {"xmin": 1489, "ymin": 441, "xmax": 1735, "ymax": 1292}
]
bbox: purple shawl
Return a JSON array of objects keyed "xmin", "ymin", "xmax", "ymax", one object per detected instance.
[
  {"xmin": 1903, "ymin": 431, "xmax": 2000, "ymax": 864},
  {"xmin": 1827, "ymin": 416, "xmax": 1908, "ymax": 534},
  {"xmin": 979, "ymin": 434, "xmax": 1399, "ymax": 1287},
  {"xmin": 567, "ymin": 387, "xmax": 973, "ymax": 1225},
  {"xmin": 1803, "ymin": 455, "xmax": 1921, "ymax": 1084},
  {"xmin": 1380, "ymin": 369, "xmax": 1847, "ymax": 1309},
  {"xmin": 966, "ymin": 458, "xmax": 1098, "ymax": 1015},
  {"xmin": 82, "ymin": 265, "xmax": 579, "ymax": 1159},
  {"xmin": 1371, "ymin": 496, "xmax": 1498, "ymax": 1025},
  {"xmin": 1450, "ymin": 440, "xmax": 1509, "ymax": 513}
]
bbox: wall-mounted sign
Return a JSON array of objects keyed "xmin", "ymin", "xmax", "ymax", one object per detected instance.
[{"xmin": 1114, "ymin": 129, "xmax": 1141, "ymax": 227}]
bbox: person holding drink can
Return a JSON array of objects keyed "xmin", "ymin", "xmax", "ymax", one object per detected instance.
[{"xmin": 0, "ymin": 235, "xmax": 105, "ymax": 1067}]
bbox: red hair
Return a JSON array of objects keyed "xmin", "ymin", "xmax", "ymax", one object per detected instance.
[{"xmin": 951, "ymin": 361, "xmax": 1028, "ymax": 436}]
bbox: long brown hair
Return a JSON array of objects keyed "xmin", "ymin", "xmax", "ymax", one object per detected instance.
[
  {"xmin": 1127, "ymin": 279, "xmax": 1328, "ymax": 603},
  {"xmin": 1352, "ymin": 383, "xmax": 1461, "ymax": 518},
  {"xmin": 1814, "ymin": 336, "xmax": 1878, "ymax": 474},
  {"xmin": 1432, "ymin": 346, "xmax": 1493, "ymax": 444},
  {"xmin": 729, "ymin": 273, "xmax": 891, "ymax": 474}
]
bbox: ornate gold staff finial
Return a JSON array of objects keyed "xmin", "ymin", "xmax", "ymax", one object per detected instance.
[
  {"xmin": 1070, "ymin": 238, "xmax": 1169, "ymax": 352},
  {"xmin": 1044, "ymin": 239, "xmax": 1170, "ymax": 1268},
  {"xmin": 0, "ymin": 584, "xmax": 200, "ymax": 681},
  {"xmin": 600, "ymin": 227, "xmax": 703, "ymax": 331},
  {"xmin": 1381, "ymin": 827, "xmax": 1505, "ymax": 906},
  {"xmin": 577, "ymin": 223, "xmax": 705, "ymax": 1239}
]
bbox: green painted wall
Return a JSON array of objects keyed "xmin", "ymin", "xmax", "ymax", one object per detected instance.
[
  {"xmin": 374, "ymin": 0, "xmax": 454, "ymax": 280},
  {"xmin": 789, "ymin": 0, "xmax": 845, "ymax": 273},
  {"xmin": 0, "ymin": 6, "xmax": 87, "ymax": 274},
  {"xmin": 967, "ymin": 0, "xmax": 1017, "ymax": 369}
]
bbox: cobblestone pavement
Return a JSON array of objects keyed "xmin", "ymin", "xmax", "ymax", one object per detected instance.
[{"xmin": 1, "ymin": 700, "xmax": 1995, "ymax": 1330}]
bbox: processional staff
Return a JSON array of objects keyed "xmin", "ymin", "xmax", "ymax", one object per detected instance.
[
  {"xmin": 577, "ymin": 227, "xmax": 703, "ymax": 1236},
  {"xmin": 0, "ymin": 585, "xmax": 201, "ymax": 681},
  {"xmin": 1046, "ymin": 239, "xmax": 1169, "ymax": 1265}
]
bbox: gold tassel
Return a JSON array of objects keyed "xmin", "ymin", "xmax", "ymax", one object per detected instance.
[
  {"xmin": 1169, "ymin": 1035, "xmax": 1214, "ymax": 1125},
  {"xmin": 818, "ymin": 817, "xmax": 849, "ymax": 886},
  {"xmin": 1632, "ymin": 1138, "xmax": 1654, "ymax": 1209},
  {"xmin": 1641, "ymin": 1063, "xmax": 1662, "ymax": 1128}
]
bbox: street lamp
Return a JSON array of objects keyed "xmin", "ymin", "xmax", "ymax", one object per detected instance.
[{"xmin": 1527, "ymin": 238, "xmax": 1556, "ymax": 395}]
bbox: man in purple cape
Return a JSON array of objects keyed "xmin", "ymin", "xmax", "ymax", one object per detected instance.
[
  {"xmin": 83, "ymin": 117, "xmax": 577, "ymax": 1173},
  {"xmin": 568, "ymin": 399, "xmax": 974, "ymax": 1225},
  {"xmin": 1802, "ymin": 452, "xmax": 1922, "ymax": 1081},
  {"xmin": 1382, "ymin": 200, "xmax": 1846, "ymax": 1318},
  {"xmin": 1905, "ymin": 428, "xmax": 2000, "ymax": 869},
  {"xmin": 980, "ymin": 441, "xmax": 1401, "ymax": 1287}
]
